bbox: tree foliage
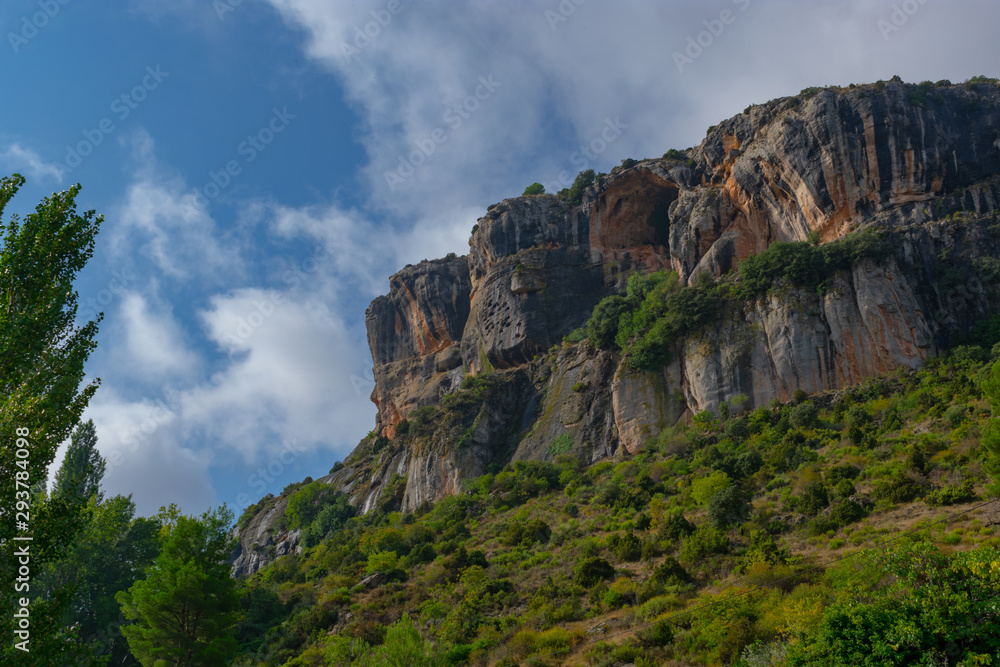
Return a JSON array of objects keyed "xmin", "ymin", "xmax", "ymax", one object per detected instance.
[
  {"xmin": 116, "ymin": 506, "xmax": 240, "ymax": 666},
  {"xmin": 36, "ymin": 494, "xmax": 160, "ymax": 664},
  {"xmin": 0, "ymin": 174, "xmax": 104, "ymax": 665},
  {"xmin": 52, "ymin": 419, "xmax": 106, "ymax": 502},
  {"xmin": 557, "ymin": 169, "xmax": 595, "ymax": 206}
]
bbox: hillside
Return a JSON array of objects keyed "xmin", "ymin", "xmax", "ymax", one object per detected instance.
[{"xmin": 228, "ymin": 78, "xmax": 1000, "ymax": 666}]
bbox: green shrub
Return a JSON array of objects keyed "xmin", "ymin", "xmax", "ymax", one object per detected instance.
[
  {"xmin": 796, "ymin": 482, "xmax": 830, "ymax": 516},
  {"xmin": 490, "ymin": 460, "xmax": 560, "ymax": 507},
  {"xmin": 546, "ymin": 434, "xmax": 573, "ymax": 459},
  {"xmin": 636, "ymin": 619, "xmax": 675, "ymax": 647},
  {"xmin": 501, "ymin": 518, "xmax": 551, "ymax": 547},
  {"xmin": 707, "ymin": 485, "xmax": 751, "ymax": 527},
  {"xmin": 826, "ymin": 464, "xmax": 861, "ymax": 486},
  {"xmin": 658, "ymin": 513, "xmax": 695, "ymax": 540},
  {"xmin": 738, "ymin": 531, "xmax": 787, "ymax": 572},
  {"xmin": 652, "ymin": 556, "xmax": 691, "ymax": 585},
  {"xmin": 574, "ymin": 557, "xmax": 615, "ymax": 587},
  {"xmin": 873, "ymin": 473, "xmax": 922, "ymax": 504},
  {"xmin": 788, "ymin": 401, "xmax": 819, "ymax": 429},
  {"xmin": 522, "ymin": 182, "xmax": 545, "ymax": 196},
  {"xmin": 663, "ymin": 148, "xmax": 688, "ymax": 161},
  {"xmin": 557, "ymin": 169, "xmax": 595, "ymax": 206},
  {"xmin": 833, "ymin": 479, "xmax": 856, "ymax": 499},
  {"xmin": 286, "ymin": 481, "xmax": 337, "ymax": 529},
  {"xmin": 924, "ymin": 479, "xmax": 976, "ymax": 506},
  {"xmin": 608, "ymin": 532, "xmax": 643, "ymax": 562},
  {"xmin": 783, "ymin": 543, "xmax": 1000, "ymax": 665},
  {"xmin": 679, "ymin": 526, "xmax": 729, "ymax": 564},
  {"xmin": 586, "ymin": 295, "xmax": 630, "ymax": 348},
  {"xmin": 691, "ymin": 470, "xmax": 732, "ymax": 505},
  {"xmin": 734, "ymin": 229, "xmax": 887, "ymax": 298},
  {"xmin": 828, "ymin": 498, "xmax": 866, "ymax": 525}
]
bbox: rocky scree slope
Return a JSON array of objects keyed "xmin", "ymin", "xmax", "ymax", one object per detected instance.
[{"xmin": 231, "ymin": 79, "xmax": 1000, "ymax": 576}]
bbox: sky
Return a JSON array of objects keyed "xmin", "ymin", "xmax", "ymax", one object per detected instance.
[{"xmin": 3, "ymin": 0, "xmax": 998, "ymax": 518}]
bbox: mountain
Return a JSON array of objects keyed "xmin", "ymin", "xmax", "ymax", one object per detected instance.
[{"xmin": 230, "ymin": 77, "xmax": 1000, "ymax": 578}]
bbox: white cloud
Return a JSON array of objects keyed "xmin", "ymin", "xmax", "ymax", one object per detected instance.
[
  {"xmin": 111, "ymin": 129, "xmax": 244, "ymax": 282},
  {"xmin": 265, "ymin": 0, "xmax": 1000, "ymax": 230},
  {"xmin": 0, "ymin": 142, "xmax": 65, "ymax": 182},
  {"xmin": 118, "ymin": 291, "xmax": 200, "ymax": 379},
  {"xmin": 79, "ymin": 389, "xmax": 215, "ymax": 517},
  {"xmin": 188, "ymin": 286, "xmax": 375, "ymax": 464}
]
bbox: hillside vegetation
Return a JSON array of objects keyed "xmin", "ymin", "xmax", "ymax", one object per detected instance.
[{"xmin": 229, "ymin": 331, "xmax": 1000, "ymax": 666}]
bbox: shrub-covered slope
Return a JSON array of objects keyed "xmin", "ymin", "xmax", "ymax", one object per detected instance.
[{"xmin": 230, "ymin": 340, "xmax": 1000, "ymax": 666}]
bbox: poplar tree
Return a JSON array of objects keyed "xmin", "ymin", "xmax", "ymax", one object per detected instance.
[
  {"xmin": 0, "ymin": 174, "xmax": 104, "ymax": 665},
  {"xmin": 52, "ymin": 419, "xmax": 106, "ymax": 503}
]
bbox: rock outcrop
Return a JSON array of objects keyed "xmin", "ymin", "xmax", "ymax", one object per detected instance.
[
  {"xmin": 234, "ymin": 78, "xmax": 1000, "ymax": 573},
  {"xmin": 230, "ymin": 493, "xmax": 301, "ymax": 577}
]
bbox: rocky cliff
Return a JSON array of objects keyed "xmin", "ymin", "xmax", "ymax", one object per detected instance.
[{"xmin": 232, "ymin": 78, "xmax": 1000, "ymax": 575}]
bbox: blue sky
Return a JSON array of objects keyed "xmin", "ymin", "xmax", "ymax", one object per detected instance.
[{"xmin": 3, "ymin": 0, "xmax": 998, "ymax": 517}]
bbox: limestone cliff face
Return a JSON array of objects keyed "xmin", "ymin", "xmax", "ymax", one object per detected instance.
[
  {"xmin": 230, "ymin": 493, "xmax": 301, "ymax": 578},
  {"xmin": 234, "ymin": 80, "xmax": 1000, "ymax": 572},
  {"xmin": 677, "ymin": 80, "xmax": 1000, "ymax": 279},
  {"xmin": 354, "ymin": 79, "xmax": 1000, "ymax": 512},
  {"xmin": 365, "ymin": 255, "xmax": 470, "ymax": 437}
]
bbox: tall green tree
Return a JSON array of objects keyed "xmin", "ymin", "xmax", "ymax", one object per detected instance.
[
  {"xmin": 983, "ymin": 358, "xmax": 1000, "ymax": 486},
  {"xmin": 52, "ymin": 419, "xmax": 106, "ymax": 502},
  {"xmin": 35, "ymin": 495, "xmax": 161, "ymax": 665},
  {"xmin": 116, "ymin": 506, "xmax": 241, "ymax": 666},
  {"xmin": 0, "ymin": 174, "xmax": 104, "ymax": 664}
]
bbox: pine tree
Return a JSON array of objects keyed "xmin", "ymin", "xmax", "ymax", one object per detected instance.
[
  {"xmin": 53, "ymin": 419, "xmax": 106, "ymax": 502},
  {"xmin": 117, "ymin": 506, "xmax": 241, "ymax": 666}
]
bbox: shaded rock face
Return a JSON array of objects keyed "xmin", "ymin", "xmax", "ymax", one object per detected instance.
[
  {"xmin": 234, "ymin": 81, "xmax": 1000, "ymax": 549},
  {"xmin": 229, "ymin": 494, "xmax": 301, "ymax": 577},
  {"xmin": 366, "ymin": 256, "xmax": 470, "ymax": 436},
  {"xmin": 461, "ymin": 197, "xmax": 606, "ymax": 369},
  {"xmin": 366, "ymin": 255, "xmax": 471, "ymax": 365}
]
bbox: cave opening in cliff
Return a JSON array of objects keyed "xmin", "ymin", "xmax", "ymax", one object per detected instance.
[{"xmin": 592, "ymin": 170, "xmax": 679, "ymax": 250}]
